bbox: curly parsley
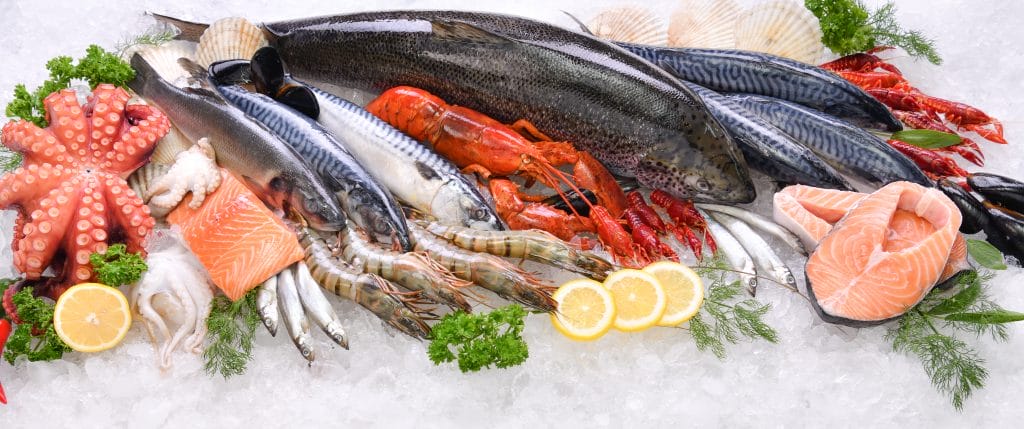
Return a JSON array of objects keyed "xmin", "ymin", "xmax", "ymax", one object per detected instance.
[
  {"xmin": 428, "ymin": 304, "xmax": 529, "ymax": 373},
  {"xmin": 89, "ymin": 244, "xmax": 148, "ymax": 286},
  {"xmin": 805, "ymin": 0, "xmax": 941, "ymax": 64},
  {"xmin": 2, "ymin": 287, "xmax": 72, "ymax": 364}
]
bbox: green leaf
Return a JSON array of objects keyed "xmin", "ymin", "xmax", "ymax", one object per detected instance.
[
  {"xmin": 926, "ymin": 274, "xmax": 981, "ymax": 316},
  {"xmin": 891, "ymin": 129, "xmax": 961, "ymax": 149},
  {"xmin": 943, "ymin": 310, "xmax": 1024, "ymax": 325},
  {"xmin": 966, "ymin": 239, "xmax": 1006, "ymax": 270}
]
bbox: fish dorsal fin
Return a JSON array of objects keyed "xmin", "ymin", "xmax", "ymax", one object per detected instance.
[
  {"xmin": 561, "ymin": 11, "xmax": 595, "ymax": 36},
  {"xmin": 430, "ymin": 20, "xmax": 512, "ymax": 45}
]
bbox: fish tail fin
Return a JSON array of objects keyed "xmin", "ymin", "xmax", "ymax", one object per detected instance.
[
  {"xmin": 149, "ymin": 12, "xmax": 209, "ymax": 41},
  {"xmin": 561, "ymin": 11, "xmax": 594, "ymax": 35}
]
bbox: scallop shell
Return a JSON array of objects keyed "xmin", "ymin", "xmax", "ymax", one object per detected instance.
[
  {"xmin": 733, "ymin": 0, "xmax": 824, "ymax": 64},
  {"xmin": 587, "ymin": 7, "xmax": 667, "ymax": 45},
  {"xmin": 135, "ymin": 41, "xmax": 197, "ymax": 85},
  {"xmin": 668, "ymin": 0, "xmax": 741, "ymax": 49},
  {"xmin": 128, "ymin": 162, "xmax": 171, "ymax": 216},
  {"xmin": 195, "ymin": 17, "xmax": 268, "ymax": 68},
  {"xmin": 150, "ymin": 125, "xmax": 194, "ymax": 165}
]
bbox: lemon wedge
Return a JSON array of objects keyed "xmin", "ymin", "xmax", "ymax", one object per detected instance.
[
  {"xmin": 551, "ymin": 279, "xmax": 616, "ymax": 341},
  {"xmin": 643, "ymin": 261, "xmax": 704, "ymax": 326},
  {"xmin": 54, "ymin": 283, "xmax": 132, "ymax": 353},
  {"xmin": 603, "ymin": 269, "xmax": 666, "ymax": 332}
]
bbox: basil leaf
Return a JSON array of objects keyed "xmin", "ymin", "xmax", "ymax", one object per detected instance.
[
  {"xmin": 943, "ymin": 310, "xmax": 1024, "ymax": 324},
  {"xmin": 891, "ymin": 129, "xmax": 961, "ymax": 149},
  {"xmin": 927, "ymin": 275, "xmax": 981, "ymax": 315},
  {"xmin": 966, "ymin": 239, "xmax": 1007, "ymax": 270}
]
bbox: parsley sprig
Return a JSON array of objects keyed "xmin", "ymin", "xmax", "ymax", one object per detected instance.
[
  {"xmin": 1, "ymin": 284, "xmax": 72, "ymax": 364},
  {"xmin": 805, "ymin": 0, "xmax": 941, "ymax": 64},
  {"xmin": 428, "ymin": 305, "xmax": 529, "ymax": 372}
]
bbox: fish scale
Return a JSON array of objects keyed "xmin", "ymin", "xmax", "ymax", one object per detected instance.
[
  {"xmin": 252, "ymin": 11, "xmax": 754, "ymax": 203},
  {"xmin": 616, "ymin": 43, "xmax": 902, "ymax": 132},
  {"xmin": 727, "ymin": 93, "xmax": 931, "ymax": 188}
]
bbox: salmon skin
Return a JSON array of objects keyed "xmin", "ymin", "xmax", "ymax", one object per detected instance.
[
  {"xmin": 796, "ymin": 182, "xmax": 963, "ymax": 326},
  {"xmin": 615, "ymin": 43, "xmax": 902, "ymax": 132},
  {"xmin": 168, "ymin": 170, "xmax": 305, "ymax": 301},
  {"xmin": 684, "ymin": 82, "xmax": 851, "ymax": 190},
  {"xmin": 161, "ymin": 11, "xmax": 755, "ymax": 203}
]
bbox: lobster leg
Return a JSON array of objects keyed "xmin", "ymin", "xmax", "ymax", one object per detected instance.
[
  {"xmin": 489, "ymin": 179, "xmax": 595, "ymax": 243},
  {"xmin": 509, "ymin": 119, "xmax": 556, "ymax": 142}
]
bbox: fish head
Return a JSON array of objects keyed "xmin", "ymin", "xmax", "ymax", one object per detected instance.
[
  {"xmin": 346, "ymin": 187, "xmax": 413, "ymax": 251},
  {"xmin": 635, "ymin": 152, "xmax": 756, "ymax": 204},
  {"xmin": 268, "ymin": 175, "xmax": 347, "ymax": 231},
  {"xmin": 432, "ymin": 181, "xmax": 505, "ymax": 231}
]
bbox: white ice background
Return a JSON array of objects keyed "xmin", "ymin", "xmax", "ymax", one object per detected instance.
[{"xmin": 1, "ymin": 0, "xmax": 1022, "ymax": 426}]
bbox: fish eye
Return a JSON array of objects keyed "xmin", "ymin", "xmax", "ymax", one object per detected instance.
[
  {"xmin": 471, "ymin": 207, "xmax": 489, "ymax": 220},
  {"xmin": 695, "ymin": 179, "xmax": 710, "ymax": 192},
  {"xmin": 373, "ymin": 216, "xmax": 390, "ymax": 234}
]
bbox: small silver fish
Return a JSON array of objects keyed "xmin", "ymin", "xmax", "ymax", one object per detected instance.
[
  {"xmin": 708, "ymin": 211, "xmax": 798, "ymax": 296},
  {"xmin": 276, "ymin": 265, "xmax": 316, "ymax": 362},
  {"xmin": 293, "ymin": 262, "xmax": 349, "ymax": 349},
  {"xmin": 256, "ymin": 276, "xmax": 279, "ymax": 336},
  {"xmin": 698, "ymin": 204, "xmax": 807, "ymax": 255},
  {"xmin": 701, "ymin": 210, "xmax": 758, "ymax": 296}
]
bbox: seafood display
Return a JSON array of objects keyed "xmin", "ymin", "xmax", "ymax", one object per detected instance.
[
  {"xmin": 166, "ymin": 170, "xmax": 304, "ymax": 301},
  {"xmin": 0, "ymin": 85, "xmax": 168, "ymax": 299},
  {"xmin": 803, "ymin": 182, "xmax": 961, "ymax": 326},
  {"xmin": 2, "ymin": 3, "xmax": 1023, "ymax": 415},
  {"xmin": 159, "ymin": 11, "xmax": 756, "ymax": 203}
]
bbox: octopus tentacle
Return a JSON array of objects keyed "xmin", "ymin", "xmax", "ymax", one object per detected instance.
[
  {"xmin": 103, "ymin": 173, "xmax": 154, "ymax": 254},
  {"xmin": 0, "ymin": 163, "xmax": 71, "ymax": 207},
  {"xmin": 43, "ymin": 90, "xmax": 90, "ymax": 164},
  {"xmin": 14, "ymin": 180, "xmax": 83, "ymax": 278},
  {"xmin": 62, "ymin": 175, "xmax": 111, "ymax": 284}
]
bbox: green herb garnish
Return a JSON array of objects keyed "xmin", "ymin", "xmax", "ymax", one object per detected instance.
[
  {"xmin": 891, "ymin": 129, "xmax": 961, "ymax": 149},
  {"xmin": 690, "ymin": 256, "xmax": 778, "ymax": 359},
  {"xmin": 887, "ymin": 271, "xmax": 1024, "ymax": 410},
  {"xmin": 204, "ymin": 289, "xmax": 261, "ymax": 378},
  {"xmin": 89, "ymin": 244, "xmax": 148, "ymax": 286},
  {"xmin": 115, "ymin": 27, "xmax": 177, "ymax": 58},
  {"xmin": 805, "ymin": 0, "xmax": 941, "ymax": 65},
  {"xmin": 3, "ymin": 287, "xmax": 73, "ymax": 364},
  {"xmin": 5, "ymin": 45, "xmax": 134, "ymax": 128},
  {"xmin": 428, "ymin": 304, "xmax": 529, "ymax": 373},
  {"xmin": 965, "ymin": 239, "xmax": 1007, "ymax": 271}
]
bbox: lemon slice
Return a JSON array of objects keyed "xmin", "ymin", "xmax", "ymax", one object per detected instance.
[
  {"xmin": 551, "ymin": 279, "xmax": 616, "ymax": 341},
  {"xmin": 603, "ymin": 269, "xmax": 666, "ymax": 331},
  {"xmin": 643, "ymin": 261, "xmax": 704, "ymax": 326},
  {"xmin": 54, "ymin": 283, "xmax": 132, "ymax": 353}
]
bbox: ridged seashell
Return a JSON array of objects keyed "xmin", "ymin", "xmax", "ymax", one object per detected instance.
[
  {"xmin": 136, "ymin": 41, "xmax": 198, "ymax": 84},
  {"xmin": 150, "ymin": 125, "xmax": 193, "ymax": 165},
  {"xmin": 587, "ymin": 7, "xmax": 667, "ymax": 45},
  {"xmin": 668, "ymin": 0, "xmax": 741, "ymax": 49},
  {"xmin": 128, "ymin": 162, "xmax": 171, "ymax": 216},
  {"xmin": 195, "ymin": 17, "xmax": 268, "ymax": 68},
  {"xmin": 734, "ymin": 0, "xmax": 825, "ymax": 64}
]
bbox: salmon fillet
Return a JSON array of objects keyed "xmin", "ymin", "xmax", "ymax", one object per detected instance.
[
  {"xmin": 805, "ymin": 182, "xmax": 962, "ymax": 325},
  {"xmin": 774, "ymin": 185, "xmax": 968, "ymax": 283},
  {"xmin": 168, "ymin": 170, "xmax": 304, "ymax": 301}
]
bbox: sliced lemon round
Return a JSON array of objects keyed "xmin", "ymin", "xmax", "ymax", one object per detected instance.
[
  {"xmin": 54, "ymin": 283, "xmax": 132, "ymax": 353},
  {"xmin": 603, "ymin": 269, "xmax": 666, "ymax": 332},
  {"xmin": 551, "ymin": 278, "xmax": 616, "ymax": 341},
  {"xmin": 643, "ymin": 261, "xmax": 704, "ymax": 326}
]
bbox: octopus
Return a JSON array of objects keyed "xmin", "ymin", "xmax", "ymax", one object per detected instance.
[
  {"xmin": 129, "ymin": 228, "xmax": 214, "ymax": 370},
  {"xmin": 145, "ymin": 137, "xmax": 221, "ymax": 216},
  {"xmin": 0, "ymin": 84, "xmax": 170, "ymax": 299}
]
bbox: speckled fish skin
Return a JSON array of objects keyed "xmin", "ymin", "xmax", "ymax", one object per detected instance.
[
  {"xmin": 684, "ymin": 82, "xmax": 851, "ymax": 190},
  {"xmin": 725, "ymin": 93, "xmax": 931, "ymax": 188},
  {"xmin": 258, "ymin": 11, "xmax": 754, "ymax": 203},
  {"xmin": 127, "ymin": 54, "xmax": 346, "ymax": 232},
  {"xmin": 214, "ymin": 84, "xmax": 413, "ymax": 251},
  {"xmin": 616, "ymin": 43, "xmax": 902, "ymax": 132}
]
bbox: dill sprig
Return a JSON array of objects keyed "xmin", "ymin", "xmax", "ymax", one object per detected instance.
[
  {"xmin": 115, "ymin": 27, "xmax": 176, "ymax": 58},
  {"xmin": 203, "ymin": 289, "xmax": 261, "ymax": 378},
  {"xmin": 805, "ymin": 0, "xmax": 941, "ymax": 65},
  {"xmin": 0, "ymin": 145, "xmax": 21, "ymax": 173},
  {"xmin": 689, "ymin": 256, "xmax": 778, "ymax": 359},
  {"xmin": 867, "ymin": 3, "xmax": 942, "ymax": 65},
  {"xmin": 886, "ymin": 270, "xmax": 1024, "ymax": 410}
]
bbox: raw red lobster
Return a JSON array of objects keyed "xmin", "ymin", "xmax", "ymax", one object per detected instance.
[{"xmin": 367, "ymin": 86, "xmax": 640, "ymax": 263}]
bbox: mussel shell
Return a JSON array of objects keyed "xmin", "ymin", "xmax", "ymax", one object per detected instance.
[
  {"xmin": 968, "ymin": 173, "xmax": 1024, "ymax": 213},
  {"xmin": 983, "ymin": 201, "xmax": 1024, "ymax": 262},
  {"xmin": 937, "ymin": 178, "xmax": 987, "ymax": 234}
]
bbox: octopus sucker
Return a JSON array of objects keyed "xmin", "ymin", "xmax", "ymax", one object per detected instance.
[{"xmin": 0, "ymin": 84, "xmax": 169, "ymax": 299}]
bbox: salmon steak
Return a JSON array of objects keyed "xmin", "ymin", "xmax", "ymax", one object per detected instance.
[
  {"xmin": 774, "ymin": 184, "xmax": 969, "ymax": 284},
  {"xmin": 168, "ymin": 170, "xmax": 304, "ymax": 301},
  {"xmin": 800, "ymin": 182, "xmax": 963, "ymax": 326}
]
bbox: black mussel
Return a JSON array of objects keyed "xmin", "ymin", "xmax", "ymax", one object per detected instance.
[
  {"xmin": 938, "ymin": 178, "xmax": 988, "ymax": 234},
  {"xmin": 968, "ymin": 173, "xmax": 1024, "ymax": 213}
]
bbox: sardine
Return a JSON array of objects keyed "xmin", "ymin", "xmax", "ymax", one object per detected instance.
[
  {"xmin": 293, "ymin": 262, "xmax": 349, "ymax": 350},
  {"xmin": 256, "ymin": 276, "xmax": 279, "ymax": 336},
  {"xmin": 213, "ymin": 83, "xmax": 413, "ymax": 250},
  {"xmin": 159, "ymin": 11, "xmax": 755, "ymax": 203},
  {"xmin": 614, "ymin": 43, "xmax": 902, "ymax": 131},
  {"xmin": 701, "ymin": 211, "xmax": 758, "ymax": 296},
  {"xmin": 276, "ymin": 265, "xmax": 315, "ymax": 361},
  {"xmin": 247, "ymin": 47, "xmax": 503, "ymax": 231},
  {"xmin": 127, "ymin": 49, "xmax": 346, "ymax": 231},
  {"xmin": 708, "ymin": 211, "xmax": 799, "ymax": 296},
  {"xmin": 684, "ymin": 82, "xmax": 851, "ymax": 190},
  {"xmin": 725, "ymin": 93, "xmax": 930, "ymax": 188},
  {"xmin": 698, "ymin": 203, "xmax": 807, "ymax": 256}
]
